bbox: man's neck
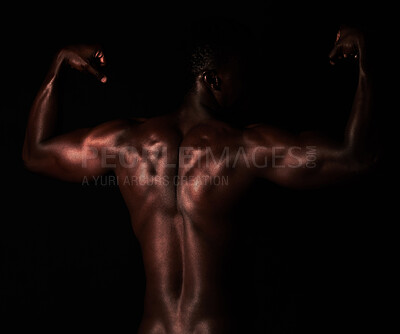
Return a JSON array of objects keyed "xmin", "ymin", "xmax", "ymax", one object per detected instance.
[{"xmin": 177, "ymin": 90, "xmax": 218, "ymax": 135}]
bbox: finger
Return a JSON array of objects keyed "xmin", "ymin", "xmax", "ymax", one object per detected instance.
[
  {"xmin": 94, "ymin": 50, "xmax": 106, "ymax": 66},
  {"xmin": 335, "ymin": 30, "xmax": 341, "ymax": 43},
  {"xmin": 99, "ymin": 54, "xmax": 106, "ymax": 66},
  {"xmin": 329, "ymin": 44, "xmax": 342, "ymax": 65},
  {"xmin": 84, "ymin": 62, "xmax": 107, "ymax": 83}
]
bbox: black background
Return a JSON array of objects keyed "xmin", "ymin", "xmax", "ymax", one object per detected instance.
[{"xmin": 0, "ymin": 1, "xmax": 393, "ymax": 332}]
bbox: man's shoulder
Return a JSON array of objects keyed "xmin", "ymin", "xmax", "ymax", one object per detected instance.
[{"xmin": 85, "ymin": 117, "xmax": 148, "ymax": 148}]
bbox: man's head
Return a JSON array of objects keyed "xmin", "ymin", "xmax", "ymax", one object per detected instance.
[{"xmin": 185, "ymin": 17, "xmax": 254, "ymax": 112}]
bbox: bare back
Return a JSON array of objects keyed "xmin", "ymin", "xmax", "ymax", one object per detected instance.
[{"xmin": 114, "ymin": 114, "xmax": 254, "ymax": 334}]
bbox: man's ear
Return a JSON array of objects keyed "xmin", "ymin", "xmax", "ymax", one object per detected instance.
[{"xmin": 202, "ymin": 70, "xmax": 221, "ymax": 91}]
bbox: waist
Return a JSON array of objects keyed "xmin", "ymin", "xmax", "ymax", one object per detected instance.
[{"xmin": 138, "ymin": 314, "xmax": 235, "ymax": 334}]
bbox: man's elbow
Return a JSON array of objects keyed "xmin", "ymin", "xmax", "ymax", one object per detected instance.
[
  {"xmin": 22, "ymin": 152, "xmax": 37, "ymax": 172},
  {"xmin": 350, "ymin": 152, "xmax": 379, "ymax": 176},
  {"xmin": 22, "ymin": 146, "xmax": 33, "ymax": 170},
  {"xmin": 360, "ymin": 156, "xmax": 379, "ymax": 174},
  {"xmin": 22, "ymin": 147, "xmax": 44, "ymax": 173}
]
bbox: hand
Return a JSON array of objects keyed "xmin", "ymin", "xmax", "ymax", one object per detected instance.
[
  {"xmin": 329, "ymin": 25, "xmax": 366, "ymax": 66},
  {"xmin": 59, "ymin": 45, "xmax": 107, "ymax": 83}
]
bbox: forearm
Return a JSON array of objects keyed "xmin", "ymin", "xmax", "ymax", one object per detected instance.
[
  {"xmin": 344, "ymin": 65, "xmax": 374, "ymax": 161},
  {"xmin": 23, "ymin": 52, "xmax": 64, "ymax": 160}
]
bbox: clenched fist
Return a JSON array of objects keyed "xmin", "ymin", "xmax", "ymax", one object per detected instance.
[
  {"xmin": 329, "ymin": 25, "xmax": 366, "ymax": 67},
  {"xmin": 58, "ymin": 45, "xmax": 107, "ymax": 83}
]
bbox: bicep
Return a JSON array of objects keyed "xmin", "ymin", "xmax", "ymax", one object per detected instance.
[
  {"xmin": 25, "ymin": 121, "xmax": 127, "ymax": 182},
  {"xmin": 245, "ymin": 125, "xmax": 354, "ymax": 189}
]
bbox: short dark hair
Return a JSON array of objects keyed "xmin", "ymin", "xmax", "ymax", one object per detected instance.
[{"xmin": 184, "ymin": 17, "xmax": 254, "ymax": 89}]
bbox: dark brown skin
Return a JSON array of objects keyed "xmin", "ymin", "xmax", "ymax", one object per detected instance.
[{"xmin": 23, "ymin": 26, "xmax": 375, "ymax": 333}]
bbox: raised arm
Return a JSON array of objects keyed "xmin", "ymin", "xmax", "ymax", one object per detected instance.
[
  {"xmin": 245, "ymin": 26, "xmax": 377, "ymax": 189},
  {"xmin": 22, "ymin": 45, "xmax": 129, "ymax": 182}
]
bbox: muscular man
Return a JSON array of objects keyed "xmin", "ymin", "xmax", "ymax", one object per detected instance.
[{"xmin": 22, "ymin": 22, "xmax": 375, "ymax": 333}]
